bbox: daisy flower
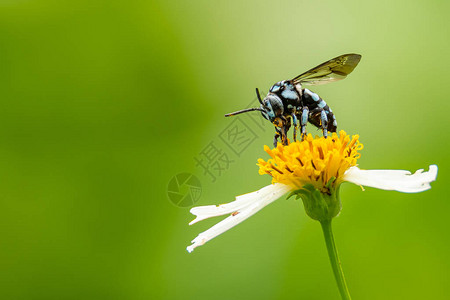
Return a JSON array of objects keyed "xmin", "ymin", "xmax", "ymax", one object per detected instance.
[{"xmin": 186, "ymin": 130, "xmax": 437, "ymax": 299}]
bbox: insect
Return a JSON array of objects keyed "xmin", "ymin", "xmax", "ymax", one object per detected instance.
[{"xmin": 225, "ymin": 54, "xmax": 362, "ymax": 147}]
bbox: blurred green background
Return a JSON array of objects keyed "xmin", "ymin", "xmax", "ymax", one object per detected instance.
[{"xmin": 0, "ymin": 0, "xmax": 448, "ymax": 299}]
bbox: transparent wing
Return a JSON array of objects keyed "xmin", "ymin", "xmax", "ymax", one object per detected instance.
[{"xmin": 292, "ymin": 54, "xmax": 361, "ymax": 86}]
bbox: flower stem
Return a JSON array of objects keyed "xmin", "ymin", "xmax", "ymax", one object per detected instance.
[{"xmin": 320, "ymin": 219, "xmax": 351, "ymax": 300}]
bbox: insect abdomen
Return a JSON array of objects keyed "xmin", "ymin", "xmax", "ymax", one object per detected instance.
[{"xmin": 302, "ymin": 89, "xmax": 337, "ymax": 132}]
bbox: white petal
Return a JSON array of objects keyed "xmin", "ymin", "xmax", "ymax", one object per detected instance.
[
  {"xmin": 188, "ymin": 184, "xmax": 286, "ymax": 225},
  {"xmin": 343, "ymin": 165, "xmax": 438, "ymax": 193},
  {"xmin": 187, "ymin": 183, "xmax": 292, "ymax": 253}
]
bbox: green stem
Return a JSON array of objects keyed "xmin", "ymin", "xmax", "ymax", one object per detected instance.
[{"xmin": 320, "ymin": 219, "xmax": 352, "ymax": 300}]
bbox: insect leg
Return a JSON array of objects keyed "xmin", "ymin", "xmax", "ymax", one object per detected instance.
[
  {"xmin": 283, "ymin": 120, "xmax": 291, "ymax": 145},
  {"xmin": 320, "ymin": 110, "xmax": 329, "ymax": 138},
  {"xmin": 291, "ymin": 113, "xmax": 298, "ymax": 142},
  {"xmin": 273, "ymin": 127, "xmax": 282, "ymax": 147},
  {"xmin": 280, "ymin": 125, "xmax": 288, "ymax": 146},
  {"xmin": 300, "ymin": 107, "xmax": 309, "ymax": 140}
]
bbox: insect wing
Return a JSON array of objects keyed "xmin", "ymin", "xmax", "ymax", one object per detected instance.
[{"xmin": 292, "ymin": 54, "xmax": 361, "ymax": 86}]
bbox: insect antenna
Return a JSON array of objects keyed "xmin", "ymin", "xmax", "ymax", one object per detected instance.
[
  {"xmin": 255, "ymin": 88, "xmax": 264, "ymax": 105},
  {"xmin": 224, "ymin": 107, "xmax": 264, "ymax": 117}
]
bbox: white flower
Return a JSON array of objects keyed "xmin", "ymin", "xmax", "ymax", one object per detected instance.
[
  {"xmin": 187, "ymin": 165, "xmax": 437, "ymax": 252},
  {"xmin": 186, "ymin": 132, "xmax": 438, "ymax": 252}
]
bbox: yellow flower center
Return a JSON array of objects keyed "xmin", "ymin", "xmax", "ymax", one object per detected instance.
[{"xmin": 257, "ymin": 130, "xmax": 363, "ymax": 192}]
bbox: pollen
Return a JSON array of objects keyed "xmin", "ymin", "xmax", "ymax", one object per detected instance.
[{"xmin": 257, "ymin": 130, "xmax": 363, "ymax": 192}]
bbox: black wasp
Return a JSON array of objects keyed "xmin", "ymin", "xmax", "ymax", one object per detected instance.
[{"xmin": 225, "ymin": 54, "xmax": 362, "ymax": 147}]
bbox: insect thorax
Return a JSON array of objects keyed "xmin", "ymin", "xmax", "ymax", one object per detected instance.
[{"xmin": 268, "ymin": 80, "xmax": 302, "ymax": 111}]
